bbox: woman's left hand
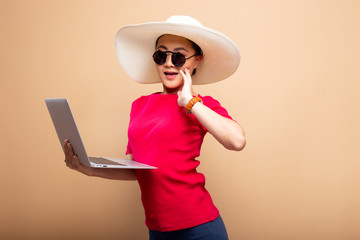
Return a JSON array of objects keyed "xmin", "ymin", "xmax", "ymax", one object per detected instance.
[
  {"xmin": 177, "ymin": 68, "xmax": 194, "ymax": 107},
  {"xmin": 177, "ymin": 69, "xmax": 246, "ymax": 151}
]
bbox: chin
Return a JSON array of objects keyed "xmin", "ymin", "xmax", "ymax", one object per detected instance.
[{"xmin": 162, "ymin": 79, "xmax": 182, "ymax": 90}]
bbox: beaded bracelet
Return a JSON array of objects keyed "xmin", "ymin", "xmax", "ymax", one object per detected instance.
[{"xmin": 185, "ymin": 96, "xmax": 202, "ymax": 114}]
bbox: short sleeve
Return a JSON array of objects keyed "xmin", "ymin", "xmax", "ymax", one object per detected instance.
[
  {"xmin": 125, "ymin": 97, "xmax": 139, "ymax": 155},
  {"xmin": 199, "ymin": 95, "xmax": 234, "ymax": 132}
]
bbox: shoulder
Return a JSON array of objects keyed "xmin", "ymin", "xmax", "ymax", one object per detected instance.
[
  {"xmin": 200, "ymin": 95, "xmax": 233, "ymax": 119},
  {"xmin": 199, "ymin": 95, "xmax": 222, "ymax": 108},
  {"xmin": 131, "ymin": 92, "xmax": 160, "ymax": 107}
]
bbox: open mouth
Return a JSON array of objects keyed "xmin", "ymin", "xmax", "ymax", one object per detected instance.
[{"xmin": 164, "ymin": 72, "xmax": 178, "ymax": 76}]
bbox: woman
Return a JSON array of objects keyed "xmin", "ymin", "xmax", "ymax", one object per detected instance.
[{"xmin": 64, "ymin": 15, "xmax": 246, "ymax": 240}]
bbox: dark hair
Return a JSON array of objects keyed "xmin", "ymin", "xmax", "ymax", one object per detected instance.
[
  {"xmin": 190, "ymin": 41, "xmax": 202, "ymax": 75},
  {"xmin": 155, "ymin": 35, "xmax": 203, "ymax": 75}
]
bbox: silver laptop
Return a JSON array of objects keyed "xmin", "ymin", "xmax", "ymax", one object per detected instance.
[{"xmin": 45, "ymin": 98, "xmax": 156, "ymax": 169}]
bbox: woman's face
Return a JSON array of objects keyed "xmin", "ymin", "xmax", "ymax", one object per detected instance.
[{"xmin": 155, "ymin": 34, "xmax": 202, "ymax": 94}]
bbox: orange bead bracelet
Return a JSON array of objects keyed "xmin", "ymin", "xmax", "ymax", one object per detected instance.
[{"xmin": 185, "ymin": 96, "xmax": 202, "ymax": 114}]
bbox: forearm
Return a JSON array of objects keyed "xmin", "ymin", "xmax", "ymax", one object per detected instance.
[
  {"xmin": 191, "ymin": 102, "xmax": 246, "ymax": 151},
  {"xmin": 178, "ymin": 69, "xmax": 246, "ymax": 151},
  {"xmin": 87, "ymin": 154, "xmax": 137, "ymax": 181},
  {"xmin": 89, "ymin": 168, "xmax": 137, "ymax": 181}
]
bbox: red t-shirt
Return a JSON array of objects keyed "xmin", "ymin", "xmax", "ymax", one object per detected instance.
[{"xmin": 126, "ymin": 93, "xmax": 233, "ymax": 231}]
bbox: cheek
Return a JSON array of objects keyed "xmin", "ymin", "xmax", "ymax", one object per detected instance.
[
  {"xmin": 155, "ymin": 65, "xmax": 162, "ymax": 73},
  {"xmin": 181, "ymin": 63, "xmax": 193, "ymax": 71},
  {"xmin": 181, "ymin": 64, "xmax": 196, "ymax": 75},
  {"xmin": 183, "ymin": 59, "xmax": 199, "ymax": 71}
]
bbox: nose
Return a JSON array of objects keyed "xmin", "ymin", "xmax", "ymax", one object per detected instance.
[{"xmin": 164, "ymin": 52, "xmax": 174, "ymax": 67}]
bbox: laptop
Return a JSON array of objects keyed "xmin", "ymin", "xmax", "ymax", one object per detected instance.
[{"xmin": 45, "ymin": 98, "xmax": 156, "ymax": 169}]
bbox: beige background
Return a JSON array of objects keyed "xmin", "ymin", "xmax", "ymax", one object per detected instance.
[{"xmin": 1, "ymin": 0, "xmax": 359, "ymax": 239}]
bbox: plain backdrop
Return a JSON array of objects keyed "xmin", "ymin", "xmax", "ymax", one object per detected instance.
[{"xmin": 1, "ymin": 0, "xmax": 359, "ymax": 239}]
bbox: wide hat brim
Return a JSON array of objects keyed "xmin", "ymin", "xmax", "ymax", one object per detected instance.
[{"xmin": 115, "ymin": 16, "xmax": 240, "ymax": 85}]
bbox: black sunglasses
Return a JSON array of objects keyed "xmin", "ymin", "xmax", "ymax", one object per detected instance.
[{"xmin": 152, "ymin": 50, "xmax": 198, "ymax": 67}]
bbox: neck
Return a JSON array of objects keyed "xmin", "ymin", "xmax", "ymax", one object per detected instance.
[
  {"xmin": 162, "ymin": 86, "xmax": 196, "ymax": 96},
  {"xmin": 162, "ymin": 86, "xmax": 182, "ymax": 95}
]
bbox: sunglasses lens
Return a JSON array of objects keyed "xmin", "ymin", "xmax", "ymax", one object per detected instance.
[
  {"xmin": 152, "ymin": 50, "xmax": 186, "ymax": 67},
  {"xmin": 172, "ymin": 53, "xmax": 186, "ymax": 67},
  {"xmin": 152, "ymin": 50, "xmax": 166, "ymax": 65}
]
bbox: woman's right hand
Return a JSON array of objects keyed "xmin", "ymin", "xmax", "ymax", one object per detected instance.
[
  {"xmin": 63, "ymin": 139, "xmax": 136, "ymax": 180},
  {"xmin": 64, "ymin": 139, "xmax": 93, "ymax": 176}
]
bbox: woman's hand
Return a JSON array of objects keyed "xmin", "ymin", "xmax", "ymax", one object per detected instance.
[
  {"xmin": 177, "ymin": 68, "xmax": 194, "ymax": 107},
  {"xmin": 63, "ymin": 139, "xmax": 137, "ymax": 180},
  {"xmin": 64, "ymin": 139, "xmax": 93, "ymax": 176},
  {"xmin": 176, "ymin": 70, "xmax": 246, "ymax": 151}
]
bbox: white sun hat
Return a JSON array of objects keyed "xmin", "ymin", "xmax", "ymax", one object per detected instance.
[{"xmin": 115, "ymin": 15, "xmax": 240, "ymax": 85}]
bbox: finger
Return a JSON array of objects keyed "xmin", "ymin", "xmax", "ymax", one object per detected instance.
[
  {"xmin": 65, "ymin": 143, "xmax": 72, "ymax": 160},
  {"xmin": 68, "ymin": 145, "xmax": 80, "ymax": 163},
  {"xmin": 72, "ymin": 155, "xmax": 79, "ymax": 169},
  {"xmin": 68, "ymin": 143, "xmax": 77, "ymax": 165},
  {"xmin": 64, "ymin": 139, "xmax": 69, "ymax": 155},
  {"xmin": 184, "ymin": 68, "xmax": 193, "ymax": 87},
  {"xmin": 179, "ymin": 71, "xmax": 190, "ymax": 94},
  {"xmin": 64, "ymin": 142, "xmax": 75, "ymax": 167},
  {"xmin": 67, "ymin": 142, "xmax": 75, "ymax": 157},
  {"xmin": 179, "ymin": 69, "xmax": 186, "ymax": 80},
  {"xmin": 65, "ymin": 140, "xmax": 73, "ymax": 157},
  {"xmin": 185, "ymin": 68, "xmax": 191, "ymax": 78},
  {"xmin": 177, "ymin": 90, "xmax": 183, "ymax": 106},
  {"xmin": 64, "ymin": 142, "xmax": 71, "ymax": 166},
  {"xmin": 180, "ymin": 70, "xmax": 190, "ymax": 89}
]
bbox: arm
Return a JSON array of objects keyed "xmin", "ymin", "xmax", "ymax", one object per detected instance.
[
  {"xmin": 178, "ymin": 69, "xmax": 246, "ymax": 151},
  {"xmin": 191, "ymin": 102, "xmax": 246, "ymax": 151},
  {"xmin": 64, "ymin": 139, "xmax": 137, "ymax": 181}
]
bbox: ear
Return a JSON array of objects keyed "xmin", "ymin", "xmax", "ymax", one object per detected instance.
[{"xmin": 193, "ymin": 55, "xmax": 202, "ymax": 68}]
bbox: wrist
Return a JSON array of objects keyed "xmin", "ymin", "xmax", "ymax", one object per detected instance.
[
  {"xmin": 84, "ymin": 167, "xmax": 95, "ymax": 177},
  {"xmin": 185, "ymin": 96, "xmax": 202, "ymax": 114},
  {"xmin": 184, "ymin": 96, "xmax": 193, "ymax": 105}
]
